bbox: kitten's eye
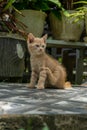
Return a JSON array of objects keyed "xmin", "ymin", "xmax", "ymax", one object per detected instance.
[
  {"xmin": 42, "ymin": 45, "xmax": 45, "ymax": 48},
  {"xmin": 36, "ymin": 45, "xmax": 39, "ymax": 47}
]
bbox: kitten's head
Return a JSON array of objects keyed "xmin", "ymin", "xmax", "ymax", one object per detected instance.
[{"xmin": 27, "ymin": 33, "xmax": 47, "ymax": 56}]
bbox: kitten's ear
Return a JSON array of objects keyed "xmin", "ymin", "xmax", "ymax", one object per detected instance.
[
  {"xmin": 27, "ymin": 33, "xmax": 35, "ymax": 44},
  {"xmin": 42, "ymin": 34, "xmax": 48, "ymax": 43}
]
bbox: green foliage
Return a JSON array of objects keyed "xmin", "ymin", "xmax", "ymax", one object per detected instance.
[
  {"xmin": 74, "ymin": 0, "xmax": 87, "ymax": 4},
  {"xmin": 17, "ymin": 123, "xmax": 49, "ymax": 130},
  {"xmin": 13, "ymin": 0, "xmax": 63, "ymax": 11},
  {"xmin": 0, "ymin": 0, "xmax": 69, "ymax": 35},
  {"xmin": 68, "ymin": 0, "xmax": 87, "ymax": 22},
  {"xmin": 26, "ymin": 118, "xmax": 32, "ymax": 130},
  {"xmin": 42, "ymin": 123, "xmax": 49, "ymax": 130},
  {"xmin": 58, "ymin": 57, "xmax": 62, "ymax": 63},
  {"xmin": 0, "ymin": 0, "xmax": 27, "ymax": 37},
  {"xmin": 48, "ymin": 0, "xmax": 61, "ymax": 8},
  {"xmin": 13, "ymin": 0, "xmax": 69, "ymax": 19},
  {"xmin": 2, "ymin": 0, "xmax": 16, "ymax": 12}
]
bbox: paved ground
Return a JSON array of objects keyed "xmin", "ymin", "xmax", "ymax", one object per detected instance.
[{"xmin": 0, "ymin": 83, "xmax": 87, "ymax": 115}]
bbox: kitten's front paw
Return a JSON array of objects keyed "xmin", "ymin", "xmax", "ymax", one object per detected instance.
[
  {"xmin": 40, "ymin": 67, "xmax": 50, "ymax": 73},
  {"xmin": 40, "ymin": 67, "xmax": 46, "ymax": 71},
  {"xmin": 35, "ymin": 85, "xmax": 45, "ymax": 90},
  {"xmin": 45, "ymin": 67, "xmax": 51, "ymax": 74},
  {"xmin": 27, "ymin": 83, "xmax": 35, "ymax": 88}
]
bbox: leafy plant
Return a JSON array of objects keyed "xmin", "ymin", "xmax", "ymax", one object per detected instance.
[
  {"xmin": 60, "ymin": 0, "xmax": 79, "ymax": 10},
  {"xmin": 0, "ymin": 0, "xmax": 27, "ymax": 37},
  {"xmin": 13, "ymin": 0, "xmax": 69, "ymax": 20},
  {"xmin": 0, "ymin": 0, "xmax": 69, "ymax": 37},
  {"xmin": 1, "ymin": 0, "xmax": 15, "ymax": 12},
  {"xmin": 68, "ymin": 0, "xmax": 87, "ymax": 22},
  {"xmin": 13, "ymin": 0, "xmax": 62, "ymax": 11}
]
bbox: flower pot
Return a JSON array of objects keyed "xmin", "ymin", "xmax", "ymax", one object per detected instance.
[
  {"xmin": 49, "ymin": 11, "xmax": 84, "ymax": 41},
  {"xmin": 15, "ymin": 10, "xmax": 47, "ymax": 37}
]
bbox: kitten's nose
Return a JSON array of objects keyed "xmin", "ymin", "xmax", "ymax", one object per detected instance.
[{"xmin": 39, "ymin": 48, "xmax": 42, "ymax": 51}]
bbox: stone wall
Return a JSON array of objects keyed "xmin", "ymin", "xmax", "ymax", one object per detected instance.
[{"xmin": 0, "ymin": 115, "xmax": 87, "ymax": 130}]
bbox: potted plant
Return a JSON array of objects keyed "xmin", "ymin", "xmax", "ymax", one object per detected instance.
[
  {"xmin": 68, "ymin": 0, "xmax": 87, "ymax": 42},
  {"xmin": 49, "ymin": 0, "xmax": 84, "ymax": 41},
  {"xmin": 13, "ymin": 0, "xmax": 66, "ymax": 37},
  {"xmin": 13, "ymin": 0, "xmax": 47, "ymax": 37},
  {"xmin": 0, "ymin": 0, "xmax": 27, "ymax": 36}
]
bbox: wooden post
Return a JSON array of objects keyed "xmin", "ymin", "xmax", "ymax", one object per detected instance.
[{"xmin": 75, "ymin": 49, "xmax": 84, "ymax": 84}]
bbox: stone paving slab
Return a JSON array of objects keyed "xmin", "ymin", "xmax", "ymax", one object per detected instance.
[{"xmin": 0, "ymin": 83, "xmax": 87, "ymax": 115}]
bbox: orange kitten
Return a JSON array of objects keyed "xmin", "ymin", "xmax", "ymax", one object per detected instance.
[{"xmin": 27, "ymin": 33, "xmax": 71, "ymax": 89}]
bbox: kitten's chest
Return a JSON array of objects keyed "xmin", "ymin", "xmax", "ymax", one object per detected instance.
[{"xmin": 31, "ymin": 57, "xmax": 44, "ymax": 72}]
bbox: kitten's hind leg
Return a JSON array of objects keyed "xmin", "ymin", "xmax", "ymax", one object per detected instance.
[
  {"xmin": 45, "ymin": 68, "xmax": 58, "ymax": 86},
  {"xmin": 46, "ymin": 68, "xmax": 72, "ymax": 89}
]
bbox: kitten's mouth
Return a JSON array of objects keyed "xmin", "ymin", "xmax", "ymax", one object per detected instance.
[{"xmin": 37, "ymin": 51, "xmax": 44, "ymax": 55}]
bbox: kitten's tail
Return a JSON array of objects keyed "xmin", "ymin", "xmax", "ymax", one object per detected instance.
[{"xmin": 64, "ymin": 81, "xmax": 72, "ymax": 89}]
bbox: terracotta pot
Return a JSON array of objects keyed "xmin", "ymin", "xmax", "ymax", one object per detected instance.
[
  {"xmin": 49, "ymin": 11, "xmax": 84, "ymax": 41},
  {"xmin": 15, "ymin": 10, "xmax": 47, "ymax": 37}
]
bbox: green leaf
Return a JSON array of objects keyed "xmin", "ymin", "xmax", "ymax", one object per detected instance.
[
  {"xmin": 74, "ymin": 1, "xmax": 87, "ymax": 4},
  {"xmin": 73, "ymin": 18, "xmax": 80, "ymax": 23},
  {"xmin": 42, "ymin": 124, "xmax": 49, "ymax": 130},
  {"xmin": 62, "ymin": 10, "xmax": 70, "ymax": 17},
  {"xmin": 35, "ymin": 2, "xmax": 50, "ymax": 11},
  {"xmin": 48, "ymin": 0, "xmax": 61, "ymax": 7},
  {"xmin": 2, "ymin": 0, "xmax": 16, "ymax": 12},
  {"xmin": 13, "ymin": 6, "xmax": 23, "ymax": 15},
  {"xmin": 52, "ymin": 10, "xmax": 62, "ymax": 20}
]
